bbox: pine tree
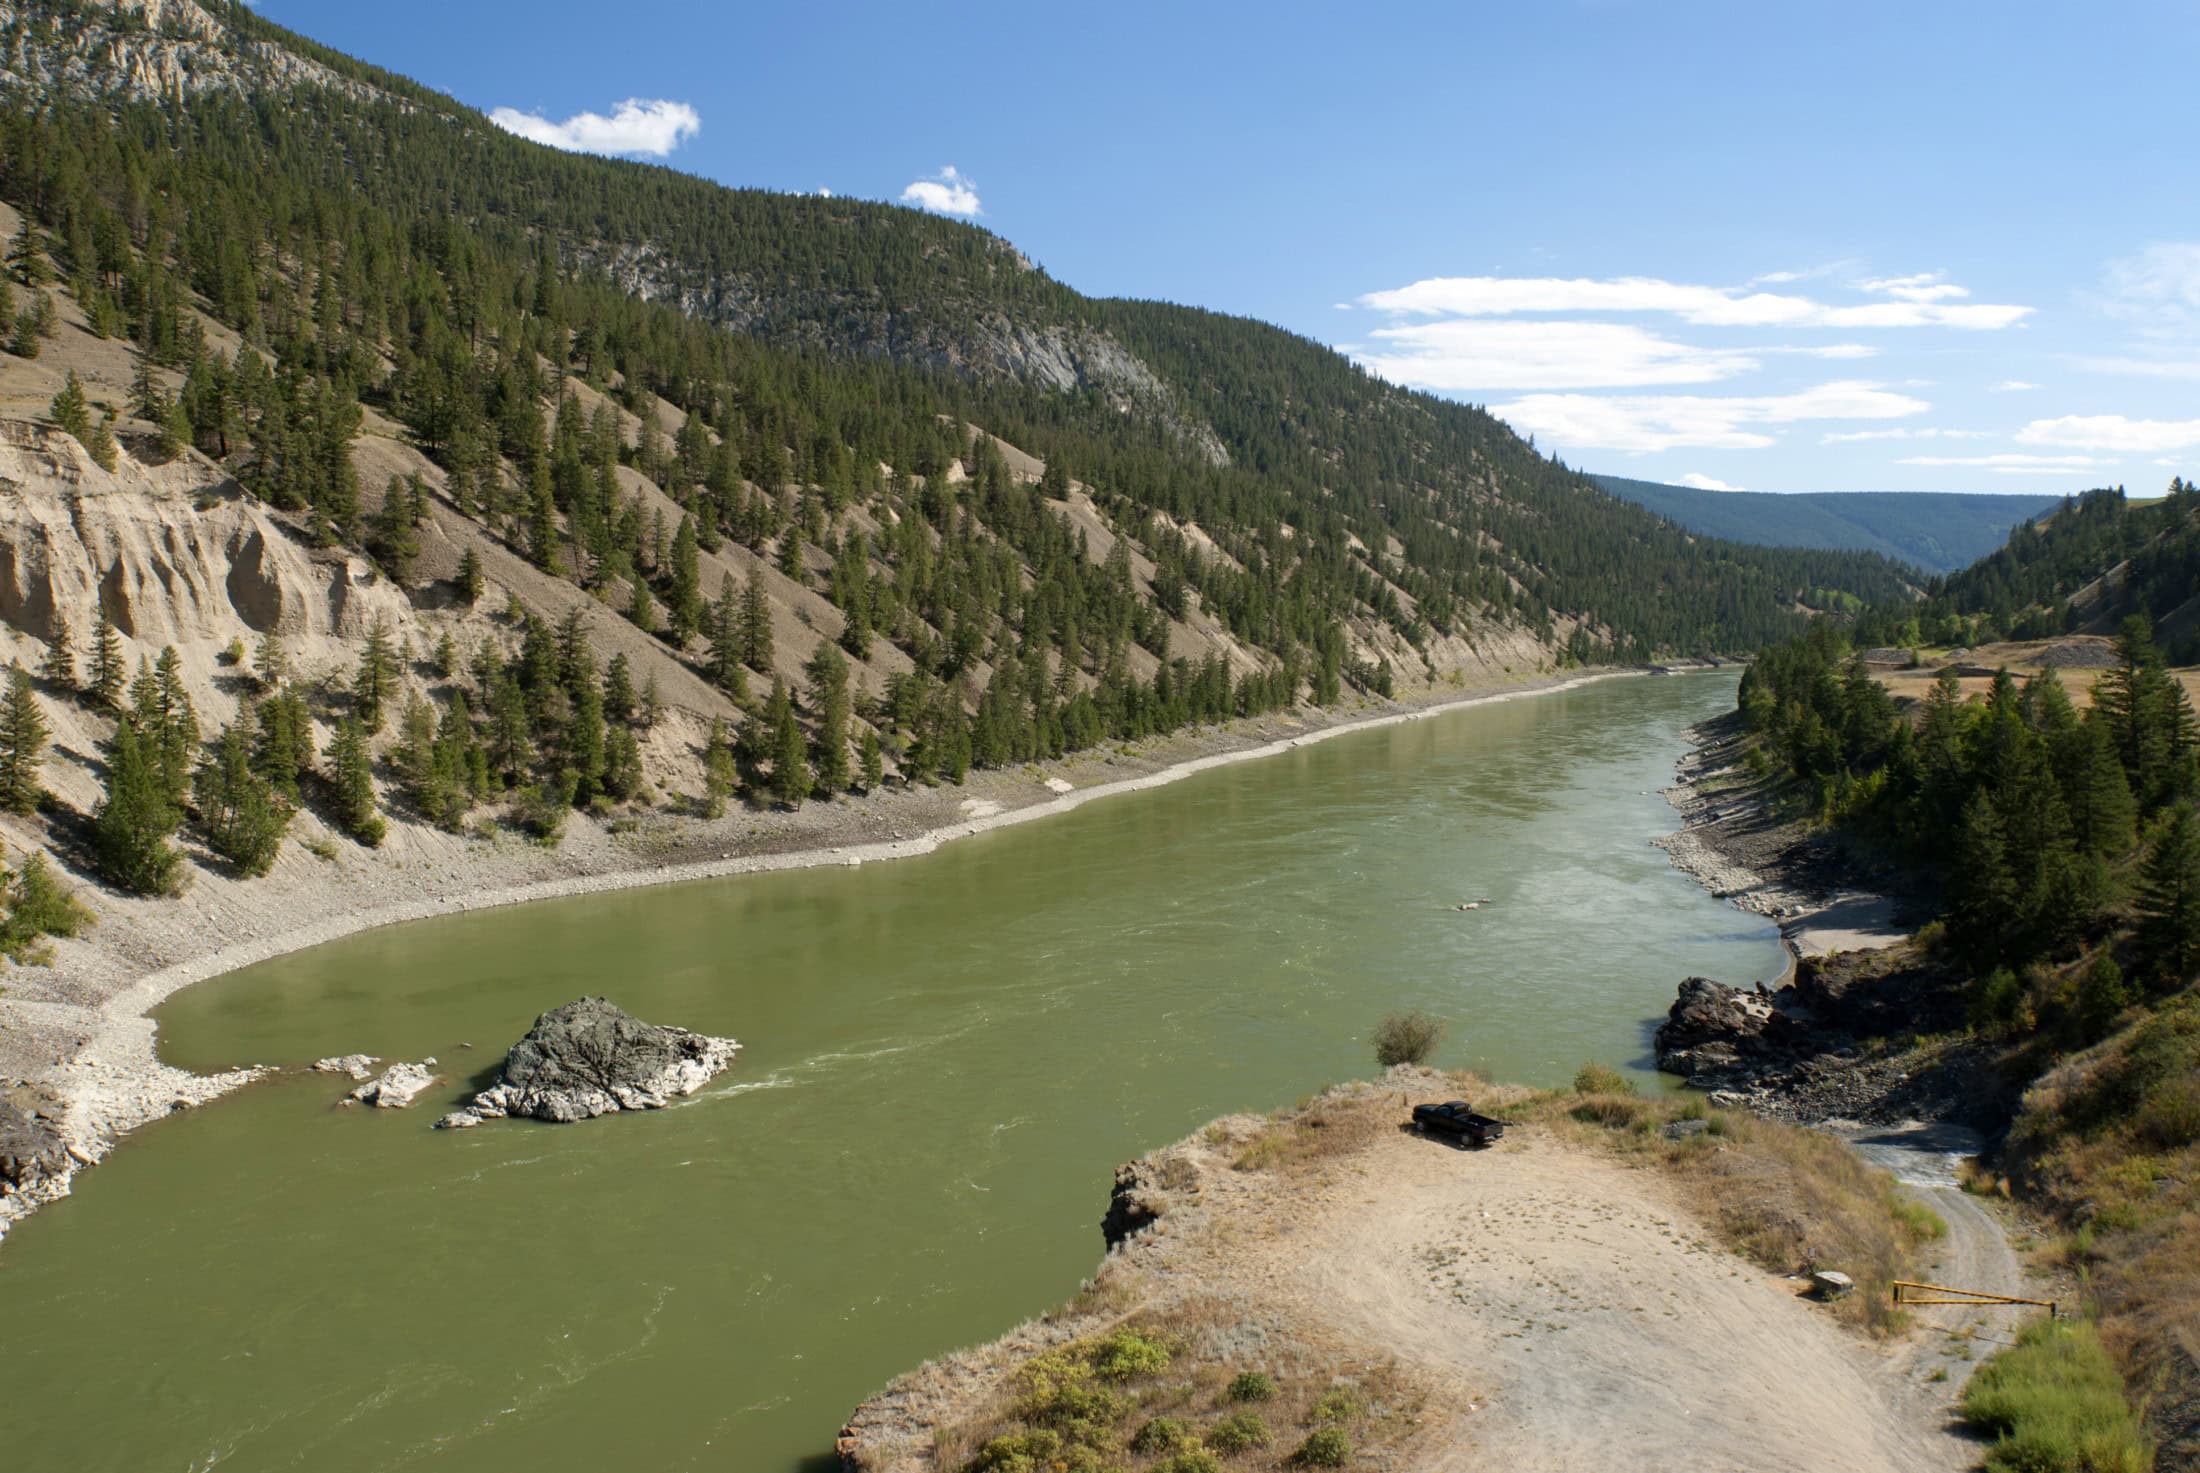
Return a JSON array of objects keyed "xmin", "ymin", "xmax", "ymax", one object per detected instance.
[
  {"xmin": 369, "ymin": 475, "xmax": 420, "ymax": 584},
  {"xmin": 706, "ymin": 574, "xmax": 747, "ymax": 697},
  {"xmin": 2066, "ymin": 718, "xmax": 2138, "ymax": 858},
  {"xmin": 50, "ymin": 369, "xmax": 89, "ymax": 440},
  {"xmin": 2136, "ymin": 803, "xmax": 2200, "ymax": 987},
  {"xmin": 85, "ymin": 411, "xmax": 119, "ymax": 471},
  {"xmin": 253, "ymin": 687, "xmax": 312, "ymax": 800},
  {"xmin": 456, "ymin": 546, "xmax": 484, "ymax": 606},
  {"xmin": 0, "ymin": 663, "xmax": 48, "ymax": 813},
  {"xmin": 147, "ymin": 646, "xmax": 199, "ymax": 804},
  {"xmin": 353, "ymin": 618, "xmax": 395, "ymax": 732},
  {"xmin": 739, "ymin": 576, "xmax": 774, "ymax": 669},
  {"xmin": 93, "ymin": 718, "xmax": 182, "ymax": 895},
  {"xmin": 807, "ymin": 639, "xmax": 850, "ymax": 795},
  {"xmin": 195, "ymin": 721, "xmax": 290, "ymax": 876},
  {"xmin": 39, "ymin": 613, "xmax": 75, "ymax": 691},
  {"xmin": 859, "ymin": 725, "xmax": 883, "ymax": 792},
  {"xmin": 568, "ymin": 669, "xmax": 606, "ymax": 806},
  {"xmin": 766, "ymin": 678, "xmax": 808, "ymax": 807},
  {"xmin": 1949, "ymin": 790, "xmax": 2016, "ymax": 957},
  {"xmin": 2077, "ymin": 954, "xmax": 2131, "ymax": 1042},
  {"xmin": 88, "ymin": 608, "xmax": 125, "ymax": 710},
  {"xmin": 702, "ymin": 716, "xmax": 736, "ymax": 819},
  {"xmin": 256, "ymin": 632, "xmax": 288, "ymax": 690},
  {"xmin": 669, "ymin": 513, "xmax": 703, "ymax": 643},
  {"xmin": 777, "ymin": 523, "xmax": 804, "ymax": 580},
  {"xmin": 158, "ymin": 395, "xmax": 191, "ymax": 458},
  {"xmin": 626, "ymin": 572, "xmax": 656, "ymax": 634},
  {"xmin": 603, "ymin": 654, "xmax": 636, "ymax": 727},
  {"xmin": 326, "ymin": 715, "xmax": 386, "ymax": 847},
  {"xmin": 526, "ymin": 458, "xmax": 562, "ymax": 573},
  {"xmin": 7, "ymin": 216, "xmax": 48, "ymax": 286}
]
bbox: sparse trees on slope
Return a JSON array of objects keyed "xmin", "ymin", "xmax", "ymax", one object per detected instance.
[
  {"xmin": 195, "ymin": 720, "xmax": 290, "ymax": 875},
  {"xmin": 326, "ymin": 715, "xmax": 386, "ymax": 847},
  {"xmin": 0, "ymin": 663, "xmax": 49, "ymax": 813}
]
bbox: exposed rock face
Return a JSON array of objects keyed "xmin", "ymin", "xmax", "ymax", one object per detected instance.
[
  {"xmin": 1654, "ymin": 976, "xmax": 1807, "ymax": 1081},
  {"xmin": 1, "ymin": 1088, "xmax": 70, "ymax": 1208},
  {"xmin": 435, "ymin": 998, "xmax": 737, "ymax": 1129},
  {"xmin": 1102, "ymin": 1161, "xmax": 1164, "ymax": 1249},
  {"xmin": 349, "ymin": 1062, "xmax": 436, "ymax": 1109}
]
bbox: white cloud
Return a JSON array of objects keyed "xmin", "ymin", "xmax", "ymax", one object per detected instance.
[
  {"xmin": 1355, "ymin": 273, "xmax": 2031, "ymax": 330},
  {"xmin": 1677, "ymin": 473, "xmax": 1742, "ymax": 490},
  {"xmin": 1491, "ymin": 381, "xmax": 1930, "ymax": 453},
  {"xmin": 1819, "ymin": 427, "xmax": 1990, "ymax": 444},
  {"xmin": 2016, "ymin": 414, "xmax": 2200, "ymax": 453},
  {"xmin": 1898, "ymin": 452, "xmax": 2119, "ymax": 477},
  {"xmin": 1861, "ymin": 273, "xmax": 1970, "ymax": 304},
  {"xmin": 2072, "ymin": 356, "xmax": 2200, "ymax": 380},
  {"xmin": 900, "ymin": 165, "xmax": 982, "ymax": 217},
  {"xmin": 1990, "ymin": 379, "xmax": 2040, "ymax": 391},
  {"xmin": 1354, "ymin": 320, "xmax": 1759, "ymax": 391},
  {"xmin": 488, "ymin": 98, "xmax": 699, "ymax": 156},
  {"xmin": 2100, "ymin": 242, "xmax": 2200, "ymax": 328}
]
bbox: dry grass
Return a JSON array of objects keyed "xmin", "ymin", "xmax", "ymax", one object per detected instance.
[
  {"xmin": 930, "ymin": 1307, "xmax": 1424, "ymax": 1473},
  {"xmin": 1515, "ymin": 1077, "xmax": 1946, "ymax": 1334}
]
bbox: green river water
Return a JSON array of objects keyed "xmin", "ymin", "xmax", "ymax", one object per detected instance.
[{"xmin": 0, "ymin": 672, "xmax": 1782, "ymax": 1473}]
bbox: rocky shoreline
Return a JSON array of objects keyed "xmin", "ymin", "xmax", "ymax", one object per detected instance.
[
  {"xmin": 0, "ymin": 666, "xmax": 1656, "ymax": 1246},
  {"xmin": 1650, "ymin": 711, "xmax": 2014, "ymax": 1129}
]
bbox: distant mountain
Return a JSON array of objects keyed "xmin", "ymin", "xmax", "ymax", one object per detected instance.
[{"xmin": 1590, "ymin": 476, "xmax": 2060, "ymax": 575}]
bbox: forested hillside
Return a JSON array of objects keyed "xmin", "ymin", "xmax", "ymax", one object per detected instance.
[
  {"xmin": 1855, "ymin": 484, "xmax": 2200, "ymax": 661},
  {"xmin": 0, "ymin": 0, "xmax": 1908, "ymax": 919},
  {"xmin": 1592, "ymin": 475, "xmax": 2058, "ymax": 575},
  {"xmin": 1738, "ymin": 479, "xmax": 2200, "ymax": 1467}
]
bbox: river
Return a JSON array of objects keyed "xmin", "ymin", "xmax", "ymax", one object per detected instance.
[{"xmin": 0, "ymin": 671, "xmax": 1782, "ymax": 1472}]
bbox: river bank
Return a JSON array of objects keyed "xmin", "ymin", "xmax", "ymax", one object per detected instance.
[
  {"xmin": 839, "ymin": 1067, "xmax": 1979, "ymax": 1473},
  {"xmin": 0, "ymin": 665, "xmax": 1663, "ymax": 1244},
  {"xmin": 1647, "ymin": 708, "xmax": 2026, "ymax": 1129}
]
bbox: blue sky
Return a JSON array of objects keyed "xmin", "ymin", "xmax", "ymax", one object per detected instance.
[{"xmin": 274, "ymin": 0, "xmax": 2200, "ymax": 496}]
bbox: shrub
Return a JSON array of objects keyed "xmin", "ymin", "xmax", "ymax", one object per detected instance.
[
  {"xmin": 1157, "ymin": 1452, "xmax": 1221, "ymax": 1473},
  {"xmin": 1090, "ymin": 1327, "xmax": 1172, "ymax": 1380},
  {"xmin": 1208, "ymin": 1410, "xmax": 1271, "ymax": 1452},
  {"xmin": 1308, "ymin": 1387, "xmax": 1364, "ymax": 1424},
  {"xmin": 1292, "ymin": 1427, "xmax": 1352, "ymax": 1466},
  {"xmin": 1225, "ymin": 1370, "xmax": 1277, "ymax": 1402},
  {"xmin": 1572, "ymin": 1062, "xmax": 1635, "ymax": 1096},
  {"xmin": 1372, "ymin": 1010, "xmax": 1444, "ymax": 1068},
  {"xmin": 1960, "ymin": 1320, "xmax": 2150, "ymax": 1473},
  {"xmin": 1130, "ymin": 1417, "xmax": 1193, "ymax": 1454}
]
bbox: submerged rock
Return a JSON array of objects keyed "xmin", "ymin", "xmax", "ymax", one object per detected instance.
[
  {"xmin": 349, "ymin": 1062, "xmax": 437, "ymax": 1109},
  {"xmin": 434, "ymin": 997, "xmax": 738, "ymax": 1130}
]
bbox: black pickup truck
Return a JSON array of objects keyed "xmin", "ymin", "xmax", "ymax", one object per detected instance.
[{"xmin": 1411, "ymin": 1100, "xmax": 1507, "ymax": 1147}]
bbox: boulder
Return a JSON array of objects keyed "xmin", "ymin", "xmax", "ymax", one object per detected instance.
[
  {"xmin": 1, "ymin": 1089, "xmax": 69, "ymax": 1203},
  {"xmin": 434, "ymin": 997, "xmax": 738, "ymax": 1129},
  {"xmin": 349, "ymin": 1062, "xmax": 436, "ymax": 1109},
  {"xmin": 312, "ymin": 1054, "xmax": 379, "ymax": 1081},
  {"xmin": 1654, "ymin": 976, "xmax": 1813, "ymax": 1079},
  {"xmin": 1810, "ymin": 1270, "xmax": 1855, "ymax": 1300}
]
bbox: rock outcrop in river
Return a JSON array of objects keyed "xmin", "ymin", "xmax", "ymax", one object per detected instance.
[
  {"xmin": 1, "ymin": 1088, "xmax": 70, "ymax": 1215},
  {"xmin": 435, "ymin": 998, "xmax": 738, "ymax": 1128}
]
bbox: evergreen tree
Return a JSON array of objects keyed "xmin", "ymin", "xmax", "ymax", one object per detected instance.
[
  {"xmin": 777, "ymin": 524, "xmax": 804, "ymax": 580},
  {"xmin": 88, "ymin": 607, "xmax": 125, "ymax": 710},
  {"xmin": 2077, "ymin": 953, "xmax": 2131, "ymax": 1042},
  {"xmin": 85, "ymin": 411, "xmax": 119, "ymax": 471},
  {"xmin": 39, "ymin": 613, "xmax": 75, "ymax": 691},
  {"xmin": 739, "ymin": 576, "xmax": 774, "ymax": 669},
  {"xmin": 256, "ymin": 632, "xmax": 288, "ymax": 690},
  {"xmin": 93, "ymin": 718, "xmax": 182, "ymax": 895},
  {"xmin": 326, "ymin": 715, "xmax": 386, "ymax": 847},
  {"xmin": 2135, "ymin": 803, "xmax": 2200, "ymax": 986},
  {"xmin": 143, "ymin": 647, "xmax": 199, "ymax": 804},
  {"xmin": 253, "ymin": 687, "xmax": 313, "ymax": 800},
  {"xmin": 701, "ymin": 716, "xmax": 735, "ymax": 819},
  {"xmin": 706, "ymin": 575, "xmax": 747, "ymax": 697},
  {"xmin": 626, "ymin": 572, "xmax": 656, "ymax": 634},
  {"xmin": 195, "ymin": 721, "xmax": 290, "ymax": 875},
  {"xmin": 806, "ymin": 638, "xmax": 851, "ymax": 795},
  {"xmin": 50, "ymin": 369, "xmax": 89, "ymax": 440},
  {"xmin": 158, "ymin": 395, "xmax": 192, "ymax": 458},
  {"xmin": 456, "ymin": 546, "xmax": 485, "ymax": 606},
  {"xmin": 568, "ymin": 667, "xmax": 606, "ymax": 805},
  {"xmin": 766, "ymin": 678, "xmax": 807, "ymax": 807},
  {"xmin": 668, "ymin": 514, "xmax": 703, "ymax": 643},
  {"xmin": 859, "ymin": 725, "xmax": 883, "ymax": 792},
  {"xmin": 1948, "ymin": 790, "xmax": 2016, "ymax": 957},
  {"xmin": 7, "ymin": 216, "xmax": 47, "ymax": 286},
  {"xmin": 369, "ymin": 475, "xmax": 420, "ymax": 584},
  {"xmin": 603, "ymin": 653, "xmax": 636, "ymax": 727},
  {"xmin": 0, "ymin": 663, "xmax": 48, "ymax": 813},
  {"xmin": 353, "ymin": 618, "xmax": 396, "ymax": 732},
  {"xmin": 526, "ymin": 459, "xmax": 562, "ymax": 573}
]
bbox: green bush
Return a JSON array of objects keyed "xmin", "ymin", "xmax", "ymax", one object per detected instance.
[
  {"xmin": 1308, "ymin": 1388, "xmax": 1364, "ymax": 1424},
  {"xmin": 1157, "ymin": 1452, "xmax": 1220, "ymax": 1473},
  {"xmin": 1572, "ymin": 1062, "xmax": 1635, "ymax": 1096},
  {"xmin": 1292, "ymin": 1427, "xmax": 1352, "ymax": 1467},
  {"xmin": 1225, "ymin": 1370, "xmax": 1277, "ymax": 1402},
  {"xmin": 1090, "ymin": 1327, "xmax": 1172, "ymax": 1380},
  {"xmin": 1960, "ymin": 1320, "xmax": 2151, "ymax": 1473},
  {"xmin": 1208, "ymin": 1410, "xmax": 1271, "ymax": 1452},
  {"xmin": 1130, "ymin": 1416, "xmax": 1193, "ymax": 1454},
  {"xmin": 1373, "ymin": 1010, "xmax": 1445, "ymax": 1068}
]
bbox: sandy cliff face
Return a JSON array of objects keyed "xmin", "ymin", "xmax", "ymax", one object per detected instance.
[{"xmin": 0, "ymin": 423, "xmax": 409, "ymax": 652}]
